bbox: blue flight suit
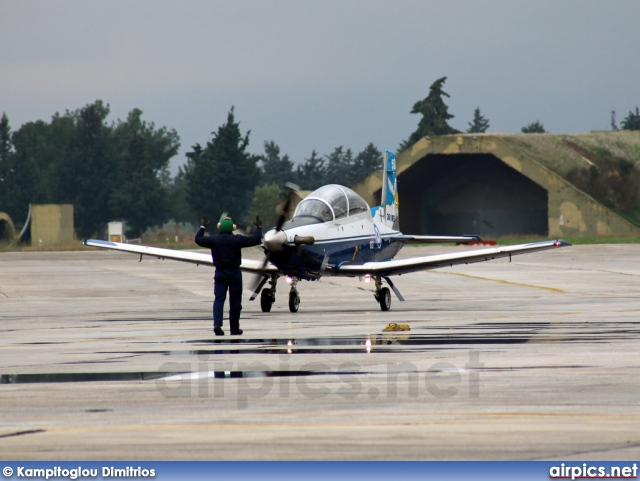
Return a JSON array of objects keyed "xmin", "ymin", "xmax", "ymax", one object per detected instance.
[{"xmin": 195, "ymin": 225, "xmax": 262, "ymax": 332}]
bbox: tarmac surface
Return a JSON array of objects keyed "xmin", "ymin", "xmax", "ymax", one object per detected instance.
[{"xmin": 1, "ymin": 243, "xmax": 639, "ymax": 460}]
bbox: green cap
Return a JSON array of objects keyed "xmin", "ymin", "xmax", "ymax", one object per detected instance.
[{"xmin": 219, "ymin": 218, "xmax": 234, "ymax": 233}]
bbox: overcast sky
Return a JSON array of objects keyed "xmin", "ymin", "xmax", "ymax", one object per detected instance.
[{"xmin": 2, "ymin": 1, "xmax": 639, "ymax": 173}]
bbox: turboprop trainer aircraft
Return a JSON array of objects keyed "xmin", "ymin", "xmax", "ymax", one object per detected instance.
[{"xmin": 84, "ymin": 151, "xmax": 570, "ymax": 312}]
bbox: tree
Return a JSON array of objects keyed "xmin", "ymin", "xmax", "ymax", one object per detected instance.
[
  {"xmin": 324, "ymin": 146, "xmax": 354, "ymax": 185},
  {"xmin": 249, "ymin": 182, "xmax": 281, "ymax": 230},
  {"xmin": 183, "ymin": 107, "xmax": 260, "ymax": 224},
  {"xmin": 258, "ymin": 140, "xmax": 294, "ymax": 189},
  {"xmin": 53, "ymin": 100, "xmax": 115, "ymax": 237},
  {"xmin": 467, "ymin": 107, "xmax": 490, "ymax": 133},
  {"xmin": 109, "ymin": 108, "xmax": 180, "ymax": 238},
  {"xmin": 5, "ymin": 121, "xmax": 44, "ymax": 224},
  {"xmin": 621, "ymin": 107, "xmax": 640, "ymax": 131},
  {"xmin": 351, "ymin": 143, "xmax": 383, "ymax": 185},
  {"xmin": 165, "ymin": 169, "xmax": 196, "ymax": 225},
  {"xmin": 400, "ymin": 76, "xmax": 459, "ymax": 151},
  {"xmin": 0, "ymin": 113, "xmax": 11, "ymax": 168},
  {"xmin": 293, "ymin": 149, "xmax": 325, "ymax": 190},
  {"xmin": 0, "ymin": 113, "xmax": 13, "ymax": 216},
  {"xmin": 521, "ymin": 121, "xmax": 546, "ymax": 133}
]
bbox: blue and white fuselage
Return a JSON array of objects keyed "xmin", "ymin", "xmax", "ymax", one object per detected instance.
[
  {"xmin": 265, "ymin": 196, "xmax": 403, "ymax": 280},
  {"xmin": 262, "ymin": 151, "xmax": 404, "ymax": 281}
]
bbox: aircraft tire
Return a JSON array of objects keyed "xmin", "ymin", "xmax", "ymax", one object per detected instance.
[
  {"xmin": 289, "ymin": 291, "xmax": 300, "ymax": 313},
  {"xmin": 260, "ymin": 288, "xmax": 273, "ymax": 312},
  {"xmin": 379, "ymin": 287, "xmax": 391, "ymax": 311}
]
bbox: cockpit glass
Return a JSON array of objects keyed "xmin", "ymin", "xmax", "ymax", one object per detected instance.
[
  {"xmin": 344, "ymin": 187, "xmax": 370, "ymax": 215},
  {"xmin": 293, "ymin": 184, "xmax": 370, "ymax": 222},
  {"xmin": 293, "ymin": 198, "xmax": 334, "ymax": 222}
]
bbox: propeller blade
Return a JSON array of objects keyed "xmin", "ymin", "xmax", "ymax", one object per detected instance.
[
  {"xmin": 275, "ymin": 183, "xmax": 300, "ymax": 231},
  {"xmin": 250, "ymin": 182, "xmax": 300, "ymax": 293}
]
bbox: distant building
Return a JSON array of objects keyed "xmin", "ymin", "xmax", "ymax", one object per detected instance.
[{"xmin": 29, "ymin": 204, "xmax": 74, "ymax": 246}]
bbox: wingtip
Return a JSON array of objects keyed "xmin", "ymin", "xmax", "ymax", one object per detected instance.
[{"xmin": 555, "ymin": 239, "xmax": 571, "ymax": 247}]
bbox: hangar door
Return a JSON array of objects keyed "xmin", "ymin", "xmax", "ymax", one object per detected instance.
[{"xmin": 396, "ymin": 154, "xmax": 548, "ymax": 237}]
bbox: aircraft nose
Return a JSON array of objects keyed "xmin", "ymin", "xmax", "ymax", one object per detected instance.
[{"xmin": 264, "ymin": 229, "xmax": 288, "ymax": 252}]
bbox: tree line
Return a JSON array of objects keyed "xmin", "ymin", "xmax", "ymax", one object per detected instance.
[
  {"xmin": 0, "ymin": 104, "xmax": 385, "ymax": 237},
  {"xmin": 0, "ymin": 102, "xmax": 178, "ymax": 238},
  {"xmin": 1, "ymin": 78, "xmax": 639, "ymax": 238}
]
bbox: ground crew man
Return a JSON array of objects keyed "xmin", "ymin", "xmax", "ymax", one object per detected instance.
[{"xmin": 195, "ymin": 215, "xmax": 263, "ymax": 335}]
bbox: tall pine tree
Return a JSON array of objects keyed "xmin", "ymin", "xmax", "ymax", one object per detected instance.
[
  {"xmin": 293, "ymin": 149, "xmax": 325, "ymax": 190},
  {"xmin": 400, "ymin": 76, "xmax": 459, "ymax": 151},
  {"xmin": 183, "ymin": 108, "xmax": 260, "ymax": 224},
  {"xmin": 466, "ymin": 107, "xmax": 490, "ymax": 133},
  {"xmin": 258, "ymin": 140, "xmax": 294, "ymax": 190}
]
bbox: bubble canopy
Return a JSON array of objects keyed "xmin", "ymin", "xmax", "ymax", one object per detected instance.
[{"xmin": 293, "ymin": 185, "xmax": 370, "ymax": 222}]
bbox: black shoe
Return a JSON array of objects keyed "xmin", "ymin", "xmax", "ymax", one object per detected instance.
[
  {"xmin": 213, "ymin": 326, "xmax": 225, "ymax": 336},
  {"xmin": 230, "ymin": 329, "xmax": 243, "ymax": 335}
]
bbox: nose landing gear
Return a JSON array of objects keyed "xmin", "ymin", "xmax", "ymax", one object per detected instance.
[{"xmin": 288, "ymin": 278, "xmax": 300, "ymax": 313}]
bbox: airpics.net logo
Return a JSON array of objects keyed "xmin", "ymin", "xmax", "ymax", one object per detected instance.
[
  {"xmin": 153, "ymin": 350, "xmax": 483, "ymax": 409},
  {"xmin": 549, "ymin": 463, "xmax": 638, "ymax": 480}
]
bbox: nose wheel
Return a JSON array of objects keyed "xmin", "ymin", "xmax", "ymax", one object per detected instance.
[
  {"xmin": 288, "ymin": 278, "xmax": 300, "ymax": 313},
  {"xmin": 289, "ymin": 291, "xmax": 300, "ymax": 312}
]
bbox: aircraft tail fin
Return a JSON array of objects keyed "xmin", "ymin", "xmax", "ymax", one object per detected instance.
[{"xmin": 371, "ymin": 150, "xmax": 399, "ymax": 230}]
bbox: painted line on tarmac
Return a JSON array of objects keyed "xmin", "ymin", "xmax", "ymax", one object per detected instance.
[{"xmin": 433, "ymin": 271, "xmax": 567, "ymax": 293}]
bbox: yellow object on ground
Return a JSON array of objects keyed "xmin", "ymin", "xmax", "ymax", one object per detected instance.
[{"xmin": 383, "ymin": 323, "xmax": 410, "ymax": 332}]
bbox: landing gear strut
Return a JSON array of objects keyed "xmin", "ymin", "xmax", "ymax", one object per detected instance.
[
  {"xmin": 288, "ymin": 277, "xmax": 300, "ymax": 313},
  {"xmin": 373, "ymin": 276, "xmax": 391, "ymax": 311},
  {"xmin": 260, "ymin": 275, "xmax": 278, "ymax": 312}
]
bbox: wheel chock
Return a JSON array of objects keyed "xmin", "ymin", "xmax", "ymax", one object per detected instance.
[{"xmin": 383, "ymin": 323, "xmax": 410, "ymax": 332}]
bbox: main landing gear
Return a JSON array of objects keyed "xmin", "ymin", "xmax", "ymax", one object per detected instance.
[
  {"xmin": 260, "ymin": 275, "xmax": 301, "ymax": 313},
  {"xmin": 373, "ymin": 276, "xmax": 391, "ymax": 311}
]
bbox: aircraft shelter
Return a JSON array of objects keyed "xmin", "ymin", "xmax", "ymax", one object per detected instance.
[{"xmin": 352, "ymin": 133, "xmax": 640, "ymax": 238}]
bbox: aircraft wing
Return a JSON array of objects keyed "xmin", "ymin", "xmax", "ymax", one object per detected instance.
[
  {"xmin": 333, "ymin": 239, "xmax": 570, "ymax": 277},
  {"xmin": 83, "ymin": 239, "xmax": 278, "ymax": 274},
  {"xmin": 390, "ymin": 234, "xmax": 481, "ymax": 244}
]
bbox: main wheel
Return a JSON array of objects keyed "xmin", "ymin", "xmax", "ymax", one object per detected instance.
[
  {"xmin": 260, "ymin": 288, "xmax": 273, "ymax": 312},
  {"xmin": 289, "ymin": 291, "xmax": 300, "ymax": 313},
  {"xmin": 379, "ymin": 287, "xmax": 391, "ymax": 311}
]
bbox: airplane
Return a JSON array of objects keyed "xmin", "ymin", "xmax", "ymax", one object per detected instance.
[{"xmin": 84, "ymin": 150, "xmax": 570, "ymax": 313}]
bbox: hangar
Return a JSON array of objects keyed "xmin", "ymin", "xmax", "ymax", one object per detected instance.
[
  {"xmin": 0, "ymin": 212, "xmax": 16, "ymax": 242},
  {"xmin": 353, "ymin": 133, "xmax": 640, "ymax": 238}
]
